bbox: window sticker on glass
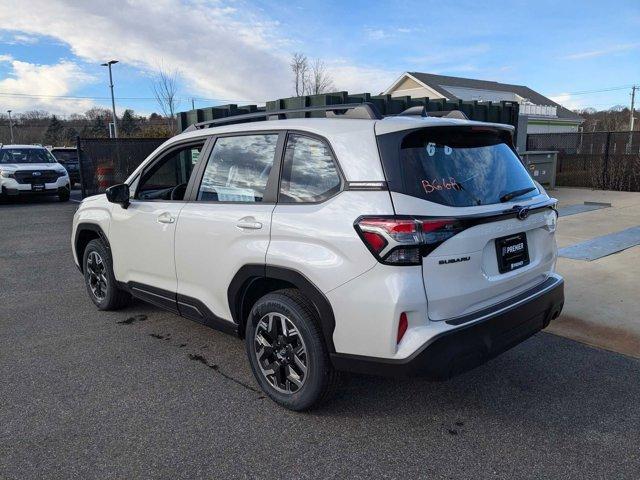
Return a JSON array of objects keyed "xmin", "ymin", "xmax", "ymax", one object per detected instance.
[
  {"xmin": 422, "ymin": 177, "xmax": 461, "ymax": 194},
  {"xmin": 213, "ymin": 186, "xmax": 256, "ymax": 202},
  {"xmin": 426, "ymin": 142, "xmax": 436, "ymax": 157}
]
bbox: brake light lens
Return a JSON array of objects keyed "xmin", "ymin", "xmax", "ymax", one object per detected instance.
[{"xmin": 355, "ymin": 216, "xmax": 464, "ymax": 265}]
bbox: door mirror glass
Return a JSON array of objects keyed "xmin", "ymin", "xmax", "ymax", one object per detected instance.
[{"xmin": 106, "ymin": 183, "xmax": 130, "ymax": 207}]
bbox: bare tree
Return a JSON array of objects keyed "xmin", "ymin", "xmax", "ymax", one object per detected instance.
[
  {"xmin": 152, "ymin": 65, "xmax": 180, "ymax": 133},
  {"xmin": 577, "ymin": 105, "xmax": 633, "ymax": 131},
  {"xmin": 84, "ymin": 107, "xmax": 112, "ymax": 121},
  {"xmin": 290, "ymin": 52, "xmax": 309, "ymax": 97},
  {"xmin": 305, "ymin": 58, "xmax": 334, "ymax": 95}
]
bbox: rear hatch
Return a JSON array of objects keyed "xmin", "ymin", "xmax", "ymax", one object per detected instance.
[{"xmin": 376, "ymin": 124, "xmax": 558, "ymax": 320}]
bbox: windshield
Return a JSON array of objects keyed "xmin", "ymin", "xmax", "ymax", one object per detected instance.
[
  {"xmin": 0, "ymin": 148, "xmax": 58, "ymax": 164},
  {"xmin": 51, "ymin": 150, "xmax": 78, "ymax": 163},
  {"xmin": 377, "ymin": 126, "xmax": 538, "ymax": 207}
]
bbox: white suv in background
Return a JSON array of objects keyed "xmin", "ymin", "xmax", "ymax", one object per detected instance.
[
  {"xmin": 0, "ymin": 145, "xmax": 71, "ymax": 201},
  {"xmin": 71, "ymin": 104, "xmax": 564, "ymax": 411}
]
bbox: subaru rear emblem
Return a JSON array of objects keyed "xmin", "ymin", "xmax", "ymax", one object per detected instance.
[
  {"xmin": 516, "ymin": 207, "xmax": 530, "ymax": 220},
  {"xmin": 32, "ymin": 171, "xmax": 42, "ymax": 177}
]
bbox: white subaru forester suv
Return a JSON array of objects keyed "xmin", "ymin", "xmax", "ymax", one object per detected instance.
[
  {"xmin": 1, "ymin": 145, "xmax": 71, "ymax": 202},
  {"xmin": 72, "ymin": 104, "xmax": 564, "ymax": 410}
]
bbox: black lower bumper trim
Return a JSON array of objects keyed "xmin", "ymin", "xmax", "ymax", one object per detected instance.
[
  {"xmin": 2, "ymin": 186, "xmax": 68, "ymax": 196},
  {"xmin": 330, "ymin": 276, "xmax": 564, "ymax": 379}
]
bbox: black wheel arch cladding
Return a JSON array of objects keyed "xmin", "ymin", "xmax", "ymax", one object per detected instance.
[
  {"xmin": 228, "ymin": 264, "xmax": 337, "ymax": 353},
  {"xmin": 75, "ymin": 223, "xmax": 111, "ymax": 272}
]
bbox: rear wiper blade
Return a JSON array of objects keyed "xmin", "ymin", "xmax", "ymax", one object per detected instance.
[{"xmin": 500, "ymin": 187, "xmax": 536, "ymax": 203}]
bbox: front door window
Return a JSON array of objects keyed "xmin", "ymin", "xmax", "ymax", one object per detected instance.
[{"xmin": 136, "ymin": 143, "xmax": 204, "ymax": 201}]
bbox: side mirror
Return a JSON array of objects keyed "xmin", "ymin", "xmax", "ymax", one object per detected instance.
[{"xmin": 106, "ymin": 183, "xmax": 130, "ymax": 208}]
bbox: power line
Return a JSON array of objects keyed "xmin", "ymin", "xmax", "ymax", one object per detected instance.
[
  {"xmin": 551, "ymin": 85, "xmax": 635, "ymax": 96},
  {"xmin": 0, "ymin": 91, "xmax": 259, "ymax": 104}
]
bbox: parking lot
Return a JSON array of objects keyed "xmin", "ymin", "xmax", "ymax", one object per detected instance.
[{"xmin": 1, "ymin": 196, "xmax": 639, "ymax": 479}]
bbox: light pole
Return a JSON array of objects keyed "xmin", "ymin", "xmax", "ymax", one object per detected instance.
[
  {"xmin": 7, "ymin": 110, "xmax": 14, "ymax": 143},
  {"xmin": 101, "ymin": 60, "xmax": 119, "ymax": 138}
]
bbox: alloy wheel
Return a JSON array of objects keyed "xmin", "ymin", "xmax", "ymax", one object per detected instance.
[
  {"xmin": 254, "ymin": 312, "xmax": 308, "ymax": 394},
  {"xmin": 86, "ymin": 251, "xmax": 108, "ymax": 302}
]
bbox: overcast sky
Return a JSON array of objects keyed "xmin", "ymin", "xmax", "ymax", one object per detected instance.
[{"xmin": 0, "ymin": 0, "xmax": 638, "ymax": 116}]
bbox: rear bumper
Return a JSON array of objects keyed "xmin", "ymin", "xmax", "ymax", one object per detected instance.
[{"xmin": 331, "ymin": 274, "xmax": 564, "ymax": 379}]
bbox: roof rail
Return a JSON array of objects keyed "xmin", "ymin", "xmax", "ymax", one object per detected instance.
[
  {"xmin": 397, "ymin": 106, "xmax": 469, "ymax": 120},
  {"xmin": 185, "ymin": 102, "xmax": 382, "ymax": 131}
]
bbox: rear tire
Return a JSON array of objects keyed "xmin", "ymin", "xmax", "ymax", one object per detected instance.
[
  {"xmin": 245, "ymin": 289, "xmax": 340, "ymax": 411},
  {"xmin": 83, "ymin": 239, "xmax": 130, "ymax": 310}
]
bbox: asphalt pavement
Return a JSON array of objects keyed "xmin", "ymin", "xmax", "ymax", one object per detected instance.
[{"xmin": 1, "ymin": 196, "xmax": 639, "ymax": 479}]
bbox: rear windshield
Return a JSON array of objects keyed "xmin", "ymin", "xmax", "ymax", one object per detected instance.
[
  {"xmin": 51, "ymin": 150, "xmax": 78, "ymax": 162},
  {"xmin": 0, "ymin": 148, "xmax": 58, "ymax": 164},
  {"xmin": 377, "ymin": 127, "xmax": 538, "ymax": 206}
]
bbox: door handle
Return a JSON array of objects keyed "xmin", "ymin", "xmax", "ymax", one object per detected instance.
[
  {"xmin": 157, "ymin": 212, "xmax": 176, "ymax": 224},
  {"xmin": 236, "ymin": 217, "xmax": 262, "ymax": 230}
]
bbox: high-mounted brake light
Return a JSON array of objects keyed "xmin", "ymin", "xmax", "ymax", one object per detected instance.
[{"xmin": 354, "ymin": 216, "xmax": 464, "ymax": 265}]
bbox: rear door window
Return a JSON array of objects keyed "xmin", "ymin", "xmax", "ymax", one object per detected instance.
[
  {"xmin": 197, "ymin": 134, "xmax": 278, "ymax": 202},
  {"xmin": 377, "ymin": 127, "xmax": 538, "ymax": 206}
]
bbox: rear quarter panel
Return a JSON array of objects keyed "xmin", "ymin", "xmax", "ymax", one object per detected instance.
[{"xmin": 266, "ymin": 190, "xmax": 393, "ymax": 293}]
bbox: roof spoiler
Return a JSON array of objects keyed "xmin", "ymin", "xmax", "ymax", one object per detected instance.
[{"xmin": 397, "ymin": 106, "xmax": 469, "ymax": 120}]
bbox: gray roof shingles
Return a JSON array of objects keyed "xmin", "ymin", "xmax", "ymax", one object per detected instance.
[{"xmin": 407, "ymin": 72, "xmax": 583, "ymax": 121}]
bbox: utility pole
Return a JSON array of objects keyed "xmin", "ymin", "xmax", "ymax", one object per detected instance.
[
  {"xmin": 630, "ymin": 85, "xmax": 637, "ymax": 132},
  {"xmin": 6, "ymin": 110, "xmax": 14, "ymax": 143},
  {"xmin": 101, "ymin": 60, "xmax": 119, "ymax": 138},
  {"xmin": 191, "ymin": 98, "xmax": 195, "ymax": 110}
]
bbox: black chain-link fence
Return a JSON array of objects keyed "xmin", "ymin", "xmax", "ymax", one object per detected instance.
[
  {"xmin": 78, "ymin": 137, "xmax": 168, "ymax": 198},
  {"xmin": 527, "ymin": 131, "xmax": 640, "ymax": 191}
]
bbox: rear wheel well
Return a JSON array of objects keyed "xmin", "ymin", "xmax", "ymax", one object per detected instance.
[
  {"xmin": 237, "ymin": 278, "xmax": 297, "ymax": 338},
  {"xmin": 230, "ymin": 266, "xmax": 336, "ymax": 353}
]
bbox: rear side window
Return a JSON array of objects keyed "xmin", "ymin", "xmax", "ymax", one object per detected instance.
[
  {"xmin": 197, "ymin": 134, "xmax": 278, "ymax": 202},
  {"xmin": 279, "ymin": 134, "xmax": 341, "ymax": 203},
  {"xmin": 377, "ymin": 127, "xmax": 538, "ymax": 206},
  {"xmin": 51, "ymin": 150, "xmax": 78, "ymax": 162}
]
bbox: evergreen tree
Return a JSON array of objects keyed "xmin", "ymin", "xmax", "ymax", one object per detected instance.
[
  {"xmin": 43, "ymin": 115, "xmax": 64, "ymax": 145},
  {"xmin": 139, "ymin": 123, "xmax": 172, "ymax": 138},
  {"xmin": 89, "ymin": 116, "xmax": 109, "ymax": 138},
  {"xmin": 61, "ymin": 126, "xmax": 79, "ymax": 145},
  {"xmin": 120, "ymin": 109, "xmax": 140, "ymax": 137},
  {"xmin": 80, "ymin": 123, "xmax": 92, "ymax": 139}
]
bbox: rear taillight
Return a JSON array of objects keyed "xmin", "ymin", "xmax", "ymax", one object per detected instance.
[{"xmin": 355, "ymin": 216, "xmax": 464, "ymax": 265}]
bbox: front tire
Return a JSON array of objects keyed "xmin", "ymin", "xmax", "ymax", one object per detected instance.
[
  {"xmin": 83, "ymin": 239, "xmax": 130, "ymax": 310},
  {"xmin": 58, "ymin": 188, "xmax": 70, "ymax": 202},
  {"xmin": 245, "ymin": 289, "xmax": 340, "ymax": 411}
]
